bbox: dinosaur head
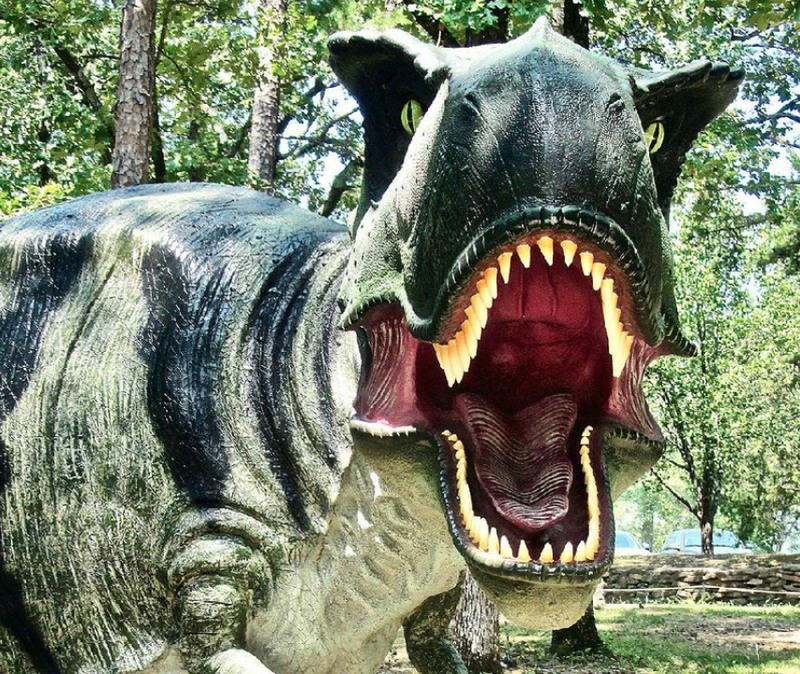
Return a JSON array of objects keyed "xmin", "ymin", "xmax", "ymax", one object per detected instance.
[{"xmin": 330, "ymin": 18, "xmax": 742, "ymax": 628}]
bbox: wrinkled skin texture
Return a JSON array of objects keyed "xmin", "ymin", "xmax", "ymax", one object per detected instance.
[{"xmin": 0, "ymin": 19, "xmax": 740, "ymax": 674}]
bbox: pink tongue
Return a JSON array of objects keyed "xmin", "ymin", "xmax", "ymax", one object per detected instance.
[{"xmin": 455, "ymin": 393, "xmax": 578, "ymax": 531}]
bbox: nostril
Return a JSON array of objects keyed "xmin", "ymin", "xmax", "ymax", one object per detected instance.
[{"xmin": 463, "ymin": 91, "xmax": 482, "ymax": 114}]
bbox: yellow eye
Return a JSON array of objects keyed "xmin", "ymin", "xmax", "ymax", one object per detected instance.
[
  {"xmin": 645, "ymin": 120, "xmax": 665, "ymax": 154},
  {"xmin": 401, "ymin": 100, "xmax": 424, "ymax": 136}
]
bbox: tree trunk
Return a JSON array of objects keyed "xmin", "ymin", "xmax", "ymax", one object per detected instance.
[
  {"xmin": 549, "ymin": 605, "xmax": 607, "ymax": 657},
  {"xmin": 111, "ymin": 0, "xmax": 157, "ymax": 189},
  {"xmin": 551, "ymin": 0, "xmax": 590, "ymax": 49},
  {"xmin": 700, "ymin": 510, "xmax": 715, "ymax": 554},
  {"xmin": 37, "ymin": 120, "xmax": 52, "ymax": 186},
  {"xmin": 448, "ymin": 574, "xmax": 502, "ymax": 674},
  {"xmin": 248, "ymin": 0, "xmax": 287, "ymax": 187}
]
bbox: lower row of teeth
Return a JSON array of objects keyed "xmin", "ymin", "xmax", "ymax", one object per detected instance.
[
  {"xmin": 443, "ymin": 426, "xmax": 600, "ymax": 564},
  {"xmin": 433, "ymin": 236, "xmax": 634, "ymax": 387}
]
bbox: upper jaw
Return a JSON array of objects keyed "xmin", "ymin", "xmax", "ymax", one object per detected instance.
[{"xmin": 341, "ymin": 205, "xmax": 692, "ymax": 359}]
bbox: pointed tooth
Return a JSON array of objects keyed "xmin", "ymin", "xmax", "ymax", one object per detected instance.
[
  {"xmin": 500, "ymin": 535, "xmax": 513, "ymax": 559},
  {"xmin": 517, "ymin": 540, "xmax": 531, "ymax": 563},
  {"xmin": 587, "ymin": 522, "xmax": 599, "ymax": 560},
  {"xmin": 439, "ymin": 343, "xmax": 456, "ymax": 387},
  {"xmin": 470, "ymin": 294, "xmax": 488, "ymax": 329},
  {"xmin": 483, "ymin": 267, "xmax": 499, "ymax": 299},
  {"xmin": 476, "ymin": 279, "xmax": 493, "ymax": 308},
  {"xmin": 498, "ymin": 252, "xmax": 513, "ymax": 283},
  {"xmin": 448, "ymin": 340, "xmax": 463, "ymax": 383},
  {"xmin": 588, "ymin": 482, "xmax": 600, "ymax": 518},
  {"xmin": 464, "ymin": 306, "xmax": 482, "ymax": 338},
  {"xmin": 540, "ymin": 542, "xmax": 554, "ymax": 564},
  {"xmin": 455, "ymin": 332, "xmax": 471, "ymax": 372},
  {"xmin": 591, "ymin": 262, "xmax": 607, "ymax": 291},
  {"xmin": 488, "ymin": 527, "xmax": 500, "ymax": 555},
  {"xmin": 516, "ymin": 244, "xmax": 531, "ymax": 268},
  {"xmin": 561, "ymin": 239, "xmax": 578, "ymax": 266},
  {"xmin": 433, "ymin": 343, "xmax": 445, "ymax": 372},
  {"xmin": 478, "ymin": 518, "xmax": 489, "ymax": 551},
  {"xmin": 618, "ymin": 333, "xmax": 634, "ymax": 374},
  {"xmin": 461, "ymin": 320, "xmax": 478, "ymax": 358},
  {"xmin": 560, "ymin": 542, "xmax": 574, "ymax": 564},
  {"xmin": 580, "ymin": 251, "xmax": 594, "ymax": 276},
  {"xmin": 461, "ymin": 488, "xmax": 472, "ymax": 519},
  {"xmin": 453, "ymin": 439, "xmax": 464, "ymax": 451},
  {"xmin": 575, "ymin": 540, "xmax": 587, "ymax": 562},
  {"xmin": 467, "ymin": 514, "xmax": 477, "ymax": 540},
  {"xmin": 448, "ymin": 432, "xmax": 459, "ymax": 442},
  {"xmin": 457, "ymin": 463, "xmax": 467, "ymax": 483},
  {"xmin": 600, "ymin": 277, "xmax": 615, "ymax": 305},
  {"xmin": 537, "ymin": 236, "xmax": 554, "ymax": 265}
]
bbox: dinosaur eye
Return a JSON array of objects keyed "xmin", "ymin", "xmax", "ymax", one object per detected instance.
[
  {"xmin": 401, "ymin": 100, "xmax": 424, "ymax": 136},
  {"xmin": 645, "ymin": 120, "xmax": 665, "ymax": 154}
]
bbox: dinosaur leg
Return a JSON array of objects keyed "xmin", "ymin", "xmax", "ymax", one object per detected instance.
[
  {"xmin": 403, "ymin": 574, "xmax": 467, "ymax": 674},
  {"xmin": 167, "ymin": 510, "xmax": 276, "ymax": 674}
]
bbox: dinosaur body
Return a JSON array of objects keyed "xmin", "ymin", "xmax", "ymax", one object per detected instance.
[{"xmin": 0, "ymin": 18, "xmax": 742, "ymax": 674}]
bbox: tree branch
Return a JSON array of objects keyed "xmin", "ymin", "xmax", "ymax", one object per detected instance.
[
  {"xmin": 276, "ymin": 77, "xmax": 330, "ymax": 136},
  {"xmin": 280, "ymin": 107, "xmax": 358, "ymax": 161},
  {"xmin": 227, "ymin": 114, "xmax": 252, "ymax": 158},
  {"xmin": 320, "ymin": 156, "xmax": 363, "ymax": 217},
  {"xmin": 399, "ymin": 0, "xmax": 460, "ymax": 47},
  {"xmin": 736, "ymin": 96, "xmax": 800, "ymax": 128},
  {"xmin": 651, "ymin": 468, "xmax": 699, "ymax": 517}
]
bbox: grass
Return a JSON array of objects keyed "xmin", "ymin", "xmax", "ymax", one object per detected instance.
[
  {"xmin": 501, "ymin": 604, "xmax": 800, "ymax": 674},
  {"xmin": 381, "ymin": 603, "xmax": 800, "ymax": 674}
]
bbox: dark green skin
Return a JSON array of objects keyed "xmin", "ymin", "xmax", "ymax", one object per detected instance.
[
  {"xmin": 331, "ymin": 18, "xmax": 741, "ymax": 354},
  {"xmin": 0, "ymin": 18, "xmax": 741, "ymax": 674}
]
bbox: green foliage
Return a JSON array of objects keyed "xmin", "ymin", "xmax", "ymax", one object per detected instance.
[{"xmin": 0, "ymin": 0, "xmax": 798, "ymax": 550}]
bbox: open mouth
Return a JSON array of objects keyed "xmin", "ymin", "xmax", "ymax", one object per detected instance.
[{"xmin": 349, "ymin": 217, "xmax": 663, "ymax": 582}]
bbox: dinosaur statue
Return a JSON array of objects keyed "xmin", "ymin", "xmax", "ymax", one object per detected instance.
[{"xmin": 0, "ymin": 17, "xmax": 741, "ymax": 674}]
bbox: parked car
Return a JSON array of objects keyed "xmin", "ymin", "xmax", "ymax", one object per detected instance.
[
  {"xmin": 660, "ymin": 528, "xmax": 753, "ymax": 554},
  {"xmin": 615, "ymin": 530, "xmax": 652, "ymax": 556}
]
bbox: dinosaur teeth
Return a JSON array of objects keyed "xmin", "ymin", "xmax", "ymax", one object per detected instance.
[
  {"xmin": 447, "ymin": 426, "xmax": 602, "ymax": 566},
  {"xmin": 498, "ymin": 252, "xmax": 513, "ymax": 283},
  {"xmin": 432, "ymin": 236, "xmax": 636, "ymax": 389},
  {"xmin": 516, "ymin": 243, "xmax": 531, "ymax": 268},
  {"xmin": 561, "ymin": 239, "xmax": 577, "ymax": 266},
  {"xmin": 581, "ymin": 425, "xmax": 600, "ymax": 560},
  {"xmin": 537, "ymin": 236, "xmax": 554, "ymax": 265},
  {"xmin": 580, "ymin": 251, "xmax": 594, "ymax": 276}
]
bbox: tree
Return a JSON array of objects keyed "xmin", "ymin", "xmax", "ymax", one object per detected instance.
[
  {"xmin": 111, "ymin": 0, "xmax": 158, "ymax": 188},
  {"xmin": 248, "ymin": 0, "xmax": 288, "ymax": 186}
]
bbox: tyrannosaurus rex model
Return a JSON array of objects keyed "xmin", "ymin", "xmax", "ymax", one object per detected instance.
[{"xmin": 0, "ymin": 17, "xmax": 741, "ymax": 674}]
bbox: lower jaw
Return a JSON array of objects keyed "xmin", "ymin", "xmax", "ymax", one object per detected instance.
[{"xmin": 438, "ymin": 425, "xmax": 615, "ymax": 583}]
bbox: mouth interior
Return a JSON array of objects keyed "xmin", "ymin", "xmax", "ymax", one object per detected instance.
[{"xmin": 352, "ymin": 237, "xmax": 649, "ymax": 570}]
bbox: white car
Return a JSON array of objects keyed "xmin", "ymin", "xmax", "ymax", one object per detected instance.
[
  {"xmin": 615, "ymin": 530, "xmax": 652, "ymax": 556},
  {"xmin": 660, "ymin": 528, "xmax": 754, "ymax": 554}
]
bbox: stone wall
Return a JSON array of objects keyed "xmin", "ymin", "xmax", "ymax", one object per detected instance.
[{"xmin": 603, "ymin": 554, "xmax": 800, "ymax": 605}]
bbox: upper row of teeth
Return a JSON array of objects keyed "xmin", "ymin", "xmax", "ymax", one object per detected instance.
[
  {"xmin": 433, "ymin": 237, "xmax": 634, "ymax": 387},
  {"xmin": 446, "ymin": 426, "xmax": 601, "ymax": 565}
]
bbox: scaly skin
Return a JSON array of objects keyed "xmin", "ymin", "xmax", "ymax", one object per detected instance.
[{"xmin": 0, "ymin": 18, "xmax": 741, "ymax": 674}]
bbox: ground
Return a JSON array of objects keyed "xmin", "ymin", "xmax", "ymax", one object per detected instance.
[{"xmin": 378, "ymin": 604, "xmax": 800, "ymax": 674}]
